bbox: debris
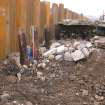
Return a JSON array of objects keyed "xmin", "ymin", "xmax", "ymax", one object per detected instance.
[
  {"xmin": 95, "ymin": 94, "xmax": 104, "ymax": 101},
  {"xmin": 1, "ymin": 59, "xmax": 20, "ymax": 75},
  {"xmin": 71, "ymin": 50, "xmax": 85, "ymax": 61},
  {"xmin": 86, "ymin": 42, "xmax": 93, "ymax": 48},
  {"xmin": 0, "ymin": 92, "xmax": 10, "ymax": 101},
  {"xmin": 55, "ymin": 55, "xmax": 63, "ymax": 61},
  {"xmin": 73, "ymin": 41, "xmax": 80, "ymax": 49},
  {"xmin": 26, "ymin": 101, "xmax": 33, "ymax": 105},
  {"xmin": 39, "ymin": 47, "xmax": 47, "ymax": 54},
  {"xmin": 64, "ymin": 52, "xmax": 73, "ymax": 61},
  {"xmin": 8, "ymin": 52, "xmax": 20, "ymax": 65},
  {"xmin": 37, "ymin": 71, "xmax": 43, "ymax": 79},
  {"xmin": 69, "ymin": 47, "xmax": 75, "ymax": 53},
  {"xmin": 43, "ymin": 48, "xmax": 57, "ymax": 57},
  {"xmin": 37, "ymin": 63, "xmax": 46, "ymax": 69},
  {"xmin": 48, "ymin": 54, "xmax": 55, "ymax": 60},
  {"xmin": 6, "ymin": 75, "xmax": 17, "ymax": 83},
  {"xmin": 81, "ymin": 89, "xmax": 89, "ymax": 96},
  {"xmin": 23, "ymin": 65, "xmax": 28, "ymax": 69},
  {"xmin": 50, "ymin": 42, "xmax": 61, "ymax": 49},
  {"xmin": 81, "ymin": 48, "xmax": 90, "ymax": 57},
  {"xmin": 75, "ymin": 93, "xmax": 79, "ymax": 96},
  {"xmin": 56, "ymin": 45, "xmax": 65, "ymax": 54},
  {"xmin": 17, "ymin": 72, "xmax": 21, "ymax": 81}
]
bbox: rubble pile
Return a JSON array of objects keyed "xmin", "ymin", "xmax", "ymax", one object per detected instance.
[
  {"xmin": 1, "ymin": 38, "xmax": 105, "ymax": 105},
  {"xmin": 40, "ymin": 40, "xmax": 93, "ymax": 62},
  {"xmin": 0, "ymin": 59, "xmax": 20, "ymax": 76}
]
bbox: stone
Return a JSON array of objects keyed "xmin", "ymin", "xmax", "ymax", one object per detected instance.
[
  {"xmin": 3, "ymin": 59, "xmax": 8, "ymax": 65},
  {"xmin": 56, "ymin": 45, "xmax": 65, "ymax": 54},
  {"xmin": 75, "ymin": 93, "xmax": 79, "ymax": 96},
  {"xmin": 23, "ymin": 65, "xmax": 28, "ymax": 69},
  {"xmin": 93, "ymin": 36, "xmax": 100, "ymax": 40},
  {"xmin": 26, "ymin": 101, "xmax": 33, "ymax": 105},
  {"xmin": 6, "ymin": 75, "xmax": 17, "ymax": 83},
  {"xmin": 39, "ymin": 47, "xmax": 46, "ymax": 54},
  {"xmin": 37, "ymin": 63, "xmax": 46, "ymax": 69},
  {"xmin": 73, "ymin": 41, "xmax": 80, "ymax": 49},
  {"xmin": 64, "ymin": 47, "xmax": 69, "ymax": 52},
  {"xmin": 55, "ymin": 55, "xmax": 63, "ymax": 61},
  {"xmin": 77, "ymin": 43, "xmax": 86, "ymax": 50},
  {"xmin": 83, "ymin": 102, "xmax": 88, "ymax": 105},
  {"xmin": 50, "ymin": 42, "xmax": 61, "ymax": 49},
  {"xmin": 33, "ymin": 60, "xmax": 38, "ymax": 65},
  {"xmin": 95, "ymin": 94, "xmax": 104, "ymax": 101},
  {"xmin": 50, "ymin": 74, "xmax": 56, "ymax": 78},
  {"xmin": 17, "ymin": 72, "xmax": 21, "ymax": 81},
  {"xmin": 69, "ymin": 47, "xmax": 75, "ymax": 53},
  {"xmin": 37, "ymin": 71, "xmax": 43, "ymax": 79},
  {"xmin": 0, "ymin": 92, "xmax": 10, "ymax": 102},
  {"xmin": 71, "ymin": 50, "xmax": 85, "ymax": 61},
  {"xmin": 43, "ymin": 48, "xmax": 57, "ymax": 57},
  {"xmin": 86, "ymin": 42, "xmax": 92, "ymax": 48},
  {"xmin": 81, "ymin": 48, "xmax": 90, "ymax": 57},
  {"xmin": 41, "ymin": 76, "xmax": 46, "ymax": 81},
  {"xmin": 82, "ymin": 89, "xmax": 88, "ymax": 96},
  {"xmin": 64, "ymin": 52, "xmax": 73, "ymax": 61},
  {"xmin": 48, "ymin": 55, "xmax": 55, "ymax": 60}
]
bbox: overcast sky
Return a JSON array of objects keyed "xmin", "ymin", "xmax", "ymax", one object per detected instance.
[{"xmin": 41, "ymin": 0, "xmax": 105, "ymax": 18}]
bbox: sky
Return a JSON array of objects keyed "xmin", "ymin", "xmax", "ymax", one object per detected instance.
[{"xmin": 41, "ymin": 0, "xmax": 105, "ymax": 18}]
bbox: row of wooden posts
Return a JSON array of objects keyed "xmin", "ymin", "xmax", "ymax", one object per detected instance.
[{"xmin": 0, "ymin": 0, "xmax": 88, "ymax": 59}]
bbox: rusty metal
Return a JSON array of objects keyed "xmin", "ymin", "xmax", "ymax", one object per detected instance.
[{"xmin": 18, "ymin": 29, "xmax": 28, "ymax": 65}]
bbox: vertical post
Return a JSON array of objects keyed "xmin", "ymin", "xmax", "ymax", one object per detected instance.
[{"xmin": 18, "ymin": 29, "xmax": 28, "ymax": 65}]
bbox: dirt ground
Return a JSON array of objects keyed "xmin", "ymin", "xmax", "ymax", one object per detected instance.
[{"xmin": 0, "ymin": 49, "xmax": 105, "ymax": 105}]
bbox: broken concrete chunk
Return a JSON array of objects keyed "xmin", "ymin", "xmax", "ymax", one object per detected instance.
[
  {"xmin": 26, "ymin": 101, "xmax": 33, "ymax": 105},
  {"xmin": 48, "ymin": 55, "xmax": 55, "ymax": 60},
  {"xmin": 0, "ymin": 92, "xmax": 10, "ymax": 99},
  {"xmin": 71, "ymin": 50, "xmax": 85, "ymax": 61},
  {"xmin": 81, "ymin": 48, "xmax": 90, "ymax": 57},
  {"xmin": 17, "ymin": 72, "xmax": 21, "ymax": 81},
  {"xmin": 56, "ymin": 45, "xmax": 65, "ymax": 54},
  {"xmin": 64, "ymin": 47, "xmax": 69, "ymax": 52},
  {"xmin": 50, "ymin": 42, "xmax": 61, "ymax": 49},
  {"xmin": 77, "ymin": 43, "xmax": 86, "ymax": 50},
  {"xmin": 8, "ymin": 52, "xmax": 20, "ymax": 65},
  {"xmin": 43, "ymin": 48, "xmax": 57, "ymax": 57},
  {"xmin": 39, "ymin": 47, "xmax": 46, "ymax": 54},
  {"xmin": 55, "ymin": 55, "xmax": 63, "ymax": 61},
  {"xmin": 81, "ymin": 89, "xmax": 88, "ymax": 96},
  {"xmin": 93, "ymin": 36, "xmax": 100, "ymax": 40},
  {"xmin": 95, "ymin": 94, "xmax": 104, "ymax": 101},
  {"xmin": 64, "ymin": 52, "xmax": 73, "ymax": 61},
  {"xmin": 73, "ymin": 41, "xmax": 80, "ymax": 49},
  {"xmin": 69, "ymin": 47, "xmax": 75, "ymax": 53},
  {"xmin": 37, "ymin": 71, "xmax": 43, "ymax": 78},
  {"xmin": 86, "ymin": 42, "xmax": 92, "ymax": 48},
  {"xmin": 37, "ymin": 63, "xmax": 46, "ymax": 69},
  {"xmin": 23, "ymin": 65, "xmax": 28, "ymax": 69}
]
